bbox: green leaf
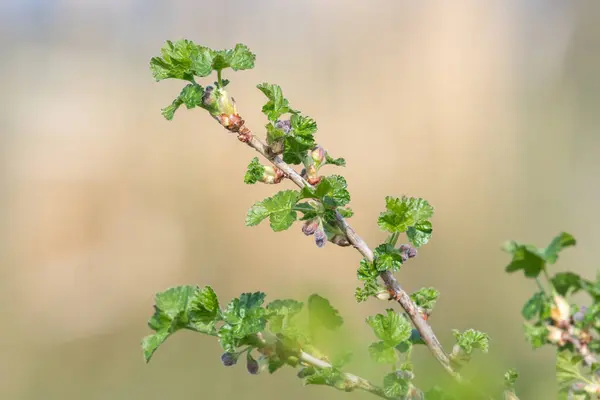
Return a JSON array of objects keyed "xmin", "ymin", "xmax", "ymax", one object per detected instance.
[
  {"xmin": 143, "ymin": 285, "xmax": 219, "ymax": 362},
  {"xmin": 410, "ymin": 287, "xmax": 440, "ymax": 313},
  {"xmin": 521, "ymin": 292, "xmax": 550, "ymax": 320},
  {"xmin": 244, "ymin": 157, "xmax": 265, "ymax": 184},
  {"xmin": 245, "ymin": 190, "xmax": 300, "ymax": 231},
  {"xmin": 383, "ymin": 372, "xmax": 410, "ymax": 398},
  {"xmin": 210, "ymin": 43, "xmax": 256, "ymax": 72},
  {"xmin": 357, "ymin": 259, "xmax": 379, "ymax": 281},
  {"xmin": 150, "ymin": 39, "xmax": 212, "ymax": 81},
  {"xmin": 325, "ymin": 154, "xmax": 346, "ymax": 167},
  {"xmin": 378, "ymin": 196, "xmax": 434, "ymax": 235},
  {"xmin": 290, "ymin": 113, "xmax": 317, "ymax": 137},
  {"xmin": 556, "ymin": 351, "xmax": 584, "ymax": 393},
  {"xmin": 523, "ymin": 322, "xmax": 548, "ymax": 349},
  {"xmin": 219, "ymin": 292, "xmax": 267, "ymax": 352},
  {"xmin": 303, "ymin": 367, "xmax": 349, "ymax": 391},
  {"xmin": 308, "ymin": 294, "xmax": 343, "ymax": 333},
  {"xmin": 266, "ymin": 299, "xmax": 303, "ymax": 334},
  {"xmin": 268, "ymin": 358, "xmax": 286, "ymax": 374},
  {"xmin": 543, "ymin": 232, "xmax": 576, "ymax": 264},
  {"xmin": 355, "ymin": 280, "xmax": 382, "ymax": 303},
  {"xmin": 503, "ymin": 241, "xmax": 546, "ymax": 278},
  {"xmin": 366, "ymin": 309, "xmax": 412, "ymax": 347},
  {"xmin": 406, "ymin": 221, "xmax": 433, "ymax": 248},
  {"xmin": 160, "ymin": 83, "xmax": 204, "ymax": 120},
  {"xmin": 373, "ymin": 244, "xmax": 403, "ymax": 272},
  {"xmin": 302, "ymin": 175, "xmax": 350, "ymax": 209},
  {"xmin": 337, "ymin": 207, "xmax": 354, "ymax": 218},
  {"xmin": 257, "ymin": 83, "xmax": 296, "ymax": 121},
  {"xmin": 504, "ymin": 368, "xmax": 519, "ymax": 389},
  {"xmin": 551, "ymin": 272, "xmax": 584, "ymax": 296},
  {"xmin": 452, "ymin": 329, "xmax": 490, "ymax": 354},
  {"xmin": 368, "ymin": 341, "xmax": 398, "ymax": 364}
]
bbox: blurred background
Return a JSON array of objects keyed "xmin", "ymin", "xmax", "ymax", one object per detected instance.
[{"xmin": 1, "ymin": 0, "xmax": 599, "ymax": 398}]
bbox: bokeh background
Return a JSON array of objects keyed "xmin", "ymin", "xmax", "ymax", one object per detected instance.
[{"xmin": 1, "ymin": 0, "xmax": 599, "ymax": 399}]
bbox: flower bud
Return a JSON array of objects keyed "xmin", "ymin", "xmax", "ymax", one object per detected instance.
[
  {"xmin": 221, "ymin": 352, "xmax": 237, "ymax": 367},
  {"xmin": 246, "ymin": 354, "xmax": 259, "ymax": 375},
  {"xmin": 330, "ymin": 234, "xmax": 351, "ymax": 247},
  {"xmin": 302, "ymin": 219, "xmax": 319, "ymax": 236},
  {"xmin": 572, "ymin": 306, "xmax": 587, "ymax": 323},
  {"xmin": 551, "ymin": 294, "xmax": 571, "ymax": 324},
  {"xmin": 314, "ymin": 226, "xmax": 326, "ymax": 248},
  {"xmin": 376, "ymin": 290, "xmax": 391, "ymax": 301},
  {"xmin": 399, "ymin": 244, "xmax": 417, "ymax": 259},
  {"xmin": 275, "ymin": 119, "xmax": 291, "ymax": 134},
  {"xmin": 311, "ymin": 146, "xmax": 326, "ymax": 166},
  {"xmin": 547, "ymin": 325, "xmax": 565, "ymax": 345}
]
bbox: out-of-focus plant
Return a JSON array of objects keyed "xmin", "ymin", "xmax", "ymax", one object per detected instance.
[{"xmin": 141, "ymin": 40, "xmax": 598, "ymax": 399}]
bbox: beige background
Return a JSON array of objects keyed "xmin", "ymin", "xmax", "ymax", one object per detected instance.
[{"xmin": 1, "ymin": 0, "xmax": 599, "ymax": 399}]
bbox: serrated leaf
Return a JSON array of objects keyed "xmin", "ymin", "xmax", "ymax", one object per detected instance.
[
  {"xmin": 143, "ymin": 285, "xmax": 219, "ymax": 362},
  {"xmin": 212, "ymin": 43, "xmax": 256, "ymax": 71},
  {"xmin": 308, "ymin": 294, "xmax": 343, "ymax": 334},
  {"xmin": 219, "ymin": 292, "xmax": 267, "ymax": 352},
  {"xmin": 150, "ymin": 39, "xmax": 211, "ymax": 81},
  {"xmin": 266, "ymin": 123, "xmax": 286, "ymax": 146},
  {"xmin": 523, "ymin": 322, "xmax": 548, "ymax": 349},
  {"xmin": 325, "ymin": 154, "xmax": 346, "ymax": 167},
  {"xmin": 160, "ymin": 83, "xmax": 204, "ymax": 120},
  {"xmin": 503, "ymin": 241, "xmax": 546, "ymax": 278},
  {"xmin": 383, "ymin": 372, "xmax": 410, "ymax": 398},
  {"xmin": 521, "ymin": 292, "xmax": 550, "ymax": 320},
  {"xmin": 551, "ymin": 272, "xmax": 584, "ymax": 296},
  {"xmin": 244, "ymin": 157, "xmax": 265, "ymax": 184},
  {"xmin": 257, "ymin": 83, "xmax": 296, "ymax": 121},
  {"xmin": 410, "ymin": 287, "xmax": 440, "ymax": 313},
  {"xmin": 266, "ymin": 299, "xmax": 304, "ymax": 334},
  {"xmin": 373, "ymin": 244, "xmax": 403, "ymax": 272},
  {"xmin": 290, "ymin": 113, "xmax": 317, "ymax": 137},
  {"xmin": 366, "ymin": 309, "xmax": 412, "ymax": 347},
  {"xmin": 543, "ymin": 232, "xmax": 576, "ymax": 264},
  {"xmin": 378, "ymin": 196, "xmax": 434, "ymax": 234},
  {"xmin": 368, "ymin": 341, "xmax": 398, "ymax": 364},
  {"xmin": 556, "ymin": 351, "xmax": 584, "ymax": 393},
  {"xmin": 303, "ymin": 368, "xmax": 348, "ymax": 391},
  {"xmin": 245, "ymin": 190, "xmax": 300, "ymax": 231},
  {"xmin": 407, "ymin": 221, "xmax": 433, "ymax": 247},
  {"xmin": 504, "ymin": 368, "xmax": 519, "ymax": 389},
  {"xmin": 452, "ymin": 329, "xmax": 490, "ymax": 354}
]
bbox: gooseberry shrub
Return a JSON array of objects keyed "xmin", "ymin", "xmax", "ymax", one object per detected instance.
[{"xmin": 142, "ymin": 40, "xmax": 599, "ymax": 399}]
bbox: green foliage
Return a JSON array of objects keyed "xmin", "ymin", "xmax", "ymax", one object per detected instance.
[
  {"xmin": 325, "ymin": 154, "xmax": 346, "ymax": 167},
  {"xmin": 523, "ymin": 322, "xmax": 548, "ymax": 349},
  {"xmin": 150, "ymin": 40, "xmax": 254, "ymax": 83},
  {"xmin": 521, "ymin": 292, "xmax": 550, "ymax": 320},
  {"xmin": 369, "ymin": 341, "xmax": 398, "ymax": 364},
  {"xmin": 378, "ymin": 196, "xmax": 434, "ymax": 247},
  {"xmin": 246, "ymin": 190, "xmax": 300, "ymax": 231},
  {"xmin": 367, "ymin": 309, "xmax": 412, "ymax": 347},
  {"xmin": 257, "ymin": 83, "xmax": 296, "ymax": 121},
  {"xmin": 219, "ymin": 292, "xmax": 267, "ymax": 352},
  {"xmin": 283, "ymin": 114, "xmax": 317, "ymax": 164},
  {"xmin": 160, "ymin": 83, "xmax": 205, "ymax": 120},
  {"xmin": 244, "ymin": 157, "xmax": 265, "ymax": 184},
  {"xmin": 503, "ymin": 232, "xmax": 576, "ymax": 278},
  {"xmin": 300, "ymin": 175, "xmax": 350, "ymax": 209},
  {"xmin": 302, "ymin": 367, "xmax": 350, "ymax": 391},
  {"xmin": 410, "ymin": 287, "xmax": 440, "ymax": 314},
  {"xmin": 308, "ymin": 294, "xmax": 344, "ymax": 333},
  {"xmin": 556, "ymin": 351, "xmax": 585, "ymax": 393},
  {"xmin": 504, "ymin": 368, "xmax": 519, "ymax": 389},
  {"xmin": 452, "ymin": 329, "xmax": 490, "ymax": 355},
  {"xmin": 142, "ymin": 285, "xmax": 221, "ymax": 362},
  {"xmin": 373, "ymin": 243, "xmax": 404, "ymax": 272},
  {"xmin": 383, "ymin": 372, "xmax": 411, "ymax": 398}
]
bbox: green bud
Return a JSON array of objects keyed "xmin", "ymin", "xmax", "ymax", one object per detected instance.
[{"xmin": 311, "ymin": 146, "xmax": 326, "ymax": 167}]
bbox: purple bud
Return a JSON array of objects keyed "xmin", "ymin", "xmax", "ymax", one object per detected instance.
[
  {"xmin": 221, "ymin": 352, "xmax": 237, "ymax": 367},
  {"xmin": 246, "ymin": 354, "xmax": 259, "ymax": 375},
  {"xmin": 314, "ymin": 226, "xmax": 326, "ymax": 248},
  {"xmin": 275, "ymin": 119, "xmax": 291, "ymax": 134},
  {"xmin": 399, "ymin": 244, "xmax": 417, "ymax": 259},
  {"xmin": 573, "ymin": 306, "xmax": 587, "ymax": 323},
  {"xmin": 302, "ymin": 219, "xmax": 319, "ymax": 236}
]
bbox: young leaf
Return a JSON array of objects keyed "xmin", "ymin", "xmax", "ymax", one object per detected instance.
[
  {"xmin": 245, "ymin": 190, "xmax": 300, "ymax": 231},
  {"xmin": 410, "ymin": 287, "xmax": 440, "ymax": 313},
  {"xmin": 257, "ymin": 83, "xmax": 296, "ymax": 121},
  {"xmin": 556, "ymin": 351, "xmax": 584, "ymax": 393},
  {"xmin": 503, "ymin": 241, "xmax": 546, "ymax": 278},
  {"xmin": 210, "ymin": 43, "xmax": 256, "ymax": 72},
  {"xmin": 543, "ymin": 232, "xmax": 576, "ymax": 264},
  {"xmin": 308, "ymin": 294, "xmax": 344, "ymax": 333},
  {"xmin": 366, "ymin": 309, "xmax": 412, "ymax": 347},
  {"xmin": 325, "ymin": 154, "xmax": 346, "ymax": 167},
  {"xmin": 383, "ymin": 372, "xmax": 410, "ymax": 398},
  {"xmin": 452, "ymin": 329, "xmax": 490, "ymax": 355},
  {"xmin": 357, "ymin": 259, "xmax": 379, "ymax": 281},
  {"xmin": 355, "ymin": 280, "xmax": 382, "ymax": 303},
  {"xmin": 219, "ymin": 292, "xmax": 267, "ymax": 352},
  {"xmin": 368, "ymin": 341, "xmax": 398, "ymax": 364},
  {"xmin": 150, "ymin": 39, "xmax": 212, "ymax": 81},
  {"xmin": 378, "ymin": 196, "xmax": 434, "ymax": 247},
  {"xmin": 266, "ymin": 299, "xmax": 304, "ymax": 334},
  {"xmin": 266, "ymin": 123, "xmax": 286, "ymax": 146},
  {"xmin": 504, "ymin": 369, "xmax": 519, "ymax": 389},
  {"xmin": 303, "ymin": 367, "xmax": 349, "ymax": 391},
  {"xmin": 373, "ymin": 244, "xmax": 403, "ymax": 272},
  {"xmin": 521, "ymin": 292, "xmax": 550, "ymax": 321},
  {"xmin": 160, "ymin": 83, "xmax": 205, "ymax": 120},
  {"xmin": 244, "ymin": 157, "xmax": 265, "ymax": 184},
  {"xmin": 143, "ymin": 285, "xmax": 219, "ymax": 362},
  {"xmin": 551, "ymin": 272, "xmax": 584, "ymax": 296},
  {"xmin": 301, "ymin": 175, "xmax": 350, "ymax": 208},
  {"xmin": 523, "ymin": 322, "xmax": 548, "ymax": 349}
]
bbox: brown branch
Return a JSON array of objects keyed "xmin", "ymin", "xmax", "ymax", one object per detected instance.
[{"xmin": 225, "ymin": 121, "xmax": 461, "ymax": 380}]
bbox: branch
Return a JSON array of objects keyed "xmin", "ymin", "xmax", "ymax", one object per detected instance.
[{"xmin": 222, "ymin": 119, "xmax": 460, "ymax": 380}]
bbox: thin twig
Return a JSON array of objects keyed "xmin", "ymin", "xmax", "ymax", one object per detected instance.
[
  {"xmin": 228, "ymin": 124, "xmax": 460, "ymax": 380},
  {"xmin": 298, "ymin": 351, "xmax": 391, "ymax": 399}
]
